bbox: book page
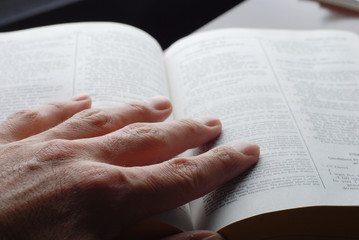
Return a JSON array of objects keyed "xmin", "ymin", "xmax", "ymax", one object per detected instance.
[
  {"xmin": 72, "ymin": 23, "xmax": 169, "ymax": 108},
  {"xmin": 0, "ymin": 26, "xmax": 74, "ymax": 120},
  {"xmin": 0, "ymin": 22, "xmax": 169, "ymax": 120},
  {"xmin": 165, "ymin": 29, "xmax": 359, "ymax": 231}
]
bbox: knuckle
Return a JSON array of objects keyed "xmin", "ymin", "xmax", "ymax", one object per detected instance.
[
  {"xmin": 210, "ymin": 145, "xmax": 239, "ymax": 167},
  {"xmin": 68, "ymin": 163, "xmax": 131, "ymax": 196},
  {"xmin": 127, "ymin": 102, "xmax": 149, "ymax": 116},
  {"xmin": 72, "ymin": 164, "xmax": 108, "ymax": 187},
  {"xmin": 100, "ymin": 135, "xmax": 123, "ymax": 159},
  {"xmin": 47, "ymin": 102, "xmax": 66, "ymax": 112},
  {"xmin": 120, "ymin": 122, "xmax": 147, "ymax": 134},
  {"xmin": 7, "ymin": 109, "xmax": 43, "ymax": 124},
  {"xmin": 215, "ymin": 145, "xmax": 238, "ymax": 156},
  {"xmin": 212, "ymin": 145, "xmax": 235, "ymax": 157},
  {"xmin": 101, "ymin": 123, "xmax": 169, "ymax": 161},
  {"xmin": 75, "ymin": 108, "xmax": 112, "ymax": 130},
  {"xmin": 165, "ymin": 158, "xmax": 202, "ymax": 190},
  {"xmin": 122, "ymin": 123, "xmax": 168, "ymax": 148},
  {"xmin": 0, "ymin": 142, "xmax": 26, "ymax": 162},
  {"xmin": 35, "ymin": 139, "xmax": 75, "ymax": 162},
  {"xmin": 61, "ymin": 119, "xmax": 83, "ymax": 133},
  {"xmin": 176, "ymin": 119, "xmax": 200, "ymax": 134}
]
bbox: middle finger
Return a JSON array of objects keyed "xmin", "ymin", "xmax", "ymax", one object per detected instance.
[{"xmin": 83, "ymin": 116, "xmax": 222, "ymax": 167}]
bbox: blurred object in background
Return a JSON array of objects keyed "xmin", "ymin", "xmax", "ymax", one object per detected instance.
[
  {"xmin": 316, "ymin": 0, "xmax": 359, "ymax": 12},
  {"xmin": 0, "ymin": 0, "xmax": 244, "ymax": 48},
  {"xmin": 0, "ymin": 0, "xmax": 82, "ymax": 27}
]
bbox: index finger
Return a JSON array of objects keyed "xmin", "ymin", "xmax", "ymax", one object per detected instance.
[{"xmin": 126, "ymin": 142, "xmax": 260, "ymax": 217}]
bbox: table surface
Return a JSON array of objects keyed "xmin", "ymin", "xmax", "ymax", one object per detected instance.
[{"xmin": 198, "ymin": 0, "xmax": 359, "ymax": 34}]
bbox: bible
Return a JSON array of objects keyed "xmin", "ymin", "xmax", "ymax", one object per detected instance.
[{"xmin": 0, "ymin": 22, "xmax": 358, "ymax": 240}]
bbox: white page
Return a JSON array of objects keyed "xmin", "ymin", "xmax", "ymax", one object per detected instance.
[
  {"xmin": 0, "ymin": 22, "xmax": 169, "ymax": 120},
  {"xmin": 165, "ymin": 29, "xmax": 359, "ymax": 231},
  {"xmin": 0, "ymin": 26, "xmax": 75, "ymax": 120},
  {"xmin": 72, "ymin": 23, "xmax": 170, "ymax": 108}
]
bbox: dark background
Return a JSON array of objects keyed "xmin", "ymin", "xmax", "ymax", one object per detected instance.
[{"xmin": 0, "ymin": 0, "xmax": 244, "ymax": 48}]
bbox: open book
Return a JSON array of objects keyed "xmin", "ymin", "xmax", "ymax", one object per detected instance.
[{"xmin": 0, "ymin": 22, "xmax": 358, "ymax": 240}]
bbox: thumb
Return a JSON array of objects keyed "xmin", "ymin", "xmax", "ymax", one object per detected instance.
[{"xmin": 160, "ymin": 230, "xmax": 225, "ymax": 240}]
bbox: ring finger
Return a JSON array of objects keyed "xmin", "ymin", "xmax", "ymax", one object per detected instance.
[{"xmin": 34, "ymin": 96, "xmax": 172, "ymax": 141}]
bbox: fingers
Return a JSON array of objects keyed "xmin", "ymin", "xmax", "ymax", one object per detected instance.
[
  {"xmin": 36, "ymin": 96, "xmax": 172, "ymax": 141},
  {"xmin": 0, "ymin": 94, "xmax": 91, "ymax": 144},
  {"xmin": 161, "ymin": 231, "xmax": 224, "ymax": 240},
  {"xmin": 86, "ymin": 116, "xmax": 222, "ymax": 167},
  {"xmin": 127, "ymin": 142, "xmax": 260, "ymax": 216}
]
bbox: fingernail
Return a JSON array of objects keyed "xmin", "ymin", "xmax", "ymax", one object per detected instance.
[
  {"xmin": 195, "ymin": 116, "xmax": 221, "ymax": 127},
  {"xmin": 232, "ymin": 141, "xmax": 260, "ymax": 156},
  {"xmin": 147, "ymin": 96, "xmax": 172, "ymax": 110},
  {"xmin": 201, "ymin": 233, "xmax": 225, "ymax": 240},
  {"xmin": 70, "ymin": 93, "xmax": 90, "ymax": 101}
]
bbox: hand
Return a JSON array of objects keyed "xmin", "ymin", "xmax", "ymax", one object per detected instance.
[{"xmin": 0, "ymin": 94, "xmax": 259, "ymax": 239}]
